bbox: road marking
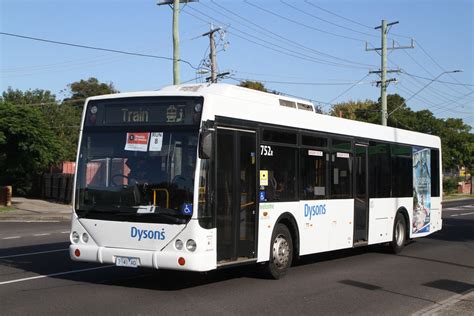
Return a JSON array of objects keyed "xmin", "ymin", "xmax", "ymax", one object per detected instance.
[
  {"xmin": 33, "ymin": 233, "xmax": 50, "ymax": 237},
  {"xmin": 0, "ymin": 220, "xmax": 60, "ymax": 223},
  {"xmin": 450, "ymin": 212, "xmax": 474, "ymax": 217},
  {"xmin": 61, "ymin": 231, "xmax": 70, "ymax": 234},
  {"xmin": 2, "ymin": 236, "xmax": 21, "ymax": 240},
  {"xmin": 0, "ymin": 249, "xmax": 68, "ymax": 259},
  {"xmin": 0, "ymin": 266, "xmax": 114, "ymax": 285}
]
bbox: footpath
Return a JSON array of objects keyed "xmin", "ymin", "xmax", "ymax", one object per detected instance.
[{"xmin": 0, "ymin": 197, "xmax": 71, "ymax": 222}]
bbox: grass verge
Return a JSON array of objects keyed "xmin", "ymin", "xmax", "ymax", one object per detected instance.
[
  {"xmin": 443, "ymin": 194, "xmax": 474, "ymax": 201},
  {"xmin": 0, "ymin": 206, "xmax": 15, "ymax": 212}
]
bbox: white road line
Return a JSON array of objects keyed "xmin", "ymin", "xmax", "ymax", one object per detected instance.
[
  {"xmin": 450, "ymin": 212, "xmax": 474, "ymax": 217},
  {"xmin": 443, "ymin": 208, "xmax": 465, "ymax": 212},
  {"xmin": 2, "ymin": 236, "xmax": 21, "ymax": 240},
  {"xmin": 0, "ymin": 220, "xmax": 60, "ymax": 223},
  {"xmin": 0, "ymin": 266, "xmax": 114, "ymax": 285},
  {"xmin": 33, "ymin": 233, "xmax": 50, "ymax": 237},
  {"xmin": 61, "ymin": 231, "xmax": 70, "ymax": 234},
  {"xmin": 0, "ymin": 249, "xmax": 68, "ymax": 259}
]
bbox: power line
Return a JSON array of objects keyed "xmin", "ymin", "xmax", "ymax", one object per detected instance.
[
  {"xmin": 281, "ymin": 0, "xmax": 378, "ymax": 39},
  {"xmin": 303, "ymin": 0, "xmax": 374, "ymax": 30},
  {"xmin": 184, "ymin": 7, "xmax": 372, "ymax": 70},
  {"xmin": 415, "ymin": 40, "xmax": 473, "ymax": 92},
  {"xmin": 206, "ymin": 1, "xmax": 376, "ymax": 68},
  {"xmin": 0, "ymin": 32, "xmax": 199, "ymax": 70},
  {"xmin": 244, "ymin": 0, "xmax": 366, "ymax": 43},
  {"xmin": 401, "ymin": 71, "xmax": 474, "ymax": 87},
  {"xmin": 327, "ymin": 74, "xmax": 370, "ymax": 104}
]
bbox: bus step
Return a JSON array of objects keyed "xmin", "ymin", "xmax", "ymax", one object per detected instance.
[
  {"xmin": 353, "ymin": 240, "xmax": 368, "ymax": 247},
  {"xmin": 217, "ymin": 257, "xmax": 257, "ymax": 268}
]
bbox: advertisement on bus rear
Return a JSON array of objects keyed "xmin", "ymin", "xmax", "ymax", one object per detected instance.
[{"xmin": 412, "ymin": 147, "xmax": 431, "ymax": 234}]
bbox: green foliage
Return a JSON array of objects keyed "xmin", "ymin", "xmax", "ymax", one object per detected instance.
[
  {"xmin": 443, "ymin": 177, "xmax": 460, "ymax": 194},
  {"xmin": 0, "ymin": 78, "xmax": 118, "ymax": 195},
  {"xmin": 0, "ymin": 102, "xmax": 65, "ymax": 195},
  {"xmin": 330, "ymin": 99, "xmax": 376, "ymax": 121},
  {"xmin": 238, "ymin": 80, "xmax": 268, "ymax": 92},
  {"xmin": 2, "ymin": 87, "xmax": 56, "ymax": 106},
  {"xmin": 63, "ymin": 77, "xmax": 118, "ymax": 108}
]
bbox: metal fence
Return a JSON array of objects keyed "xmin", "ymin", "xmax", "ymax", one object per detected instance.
[{"xmin": 41, "ymin": 173, "xmax": 74, "ymax": 203}]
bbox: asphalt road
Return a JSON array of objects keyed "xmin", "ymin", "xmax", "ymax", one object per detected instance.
[{"xmin": 1, "ymin": 203, "xmax": 473, "ymax": 315}]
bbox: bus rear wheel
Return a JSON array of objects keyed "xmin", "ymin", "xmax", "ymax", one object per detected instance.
[
  {"xmin": 261, "ymin": 223, "xmax": 293, "ymax": 279},
  {"xmin": 390, "ymin": 213, "xmax": 407, "ymax": 254}
]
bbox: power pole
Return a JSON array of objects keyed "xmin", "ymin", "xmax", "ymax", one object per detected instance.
[
  {"xmin": 366, "ymin": 20, "xmax": 414, "ymax": 126},
  {"xmin": 202, "ymin": 26, "xmax": 221, "ymax": 83},
  {"xmin": 157, "ymin": 0, "xmax": 198, "ymax": 85},
  {"xmin": 172, "ymin": 0, "xmax": 180, "ymax": 85}
]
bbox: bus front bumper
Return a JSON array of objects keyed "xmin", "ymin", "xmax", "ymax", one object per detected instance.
[{"xmin": 69, "ymin": 244, "xmax": 215, "ymax": 272}]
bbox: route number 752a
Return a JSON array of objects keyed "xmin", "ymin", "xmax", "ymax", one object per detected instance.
[{"xmin": 260, "ymin": 145, "xmax": 273, "ymax": 156}]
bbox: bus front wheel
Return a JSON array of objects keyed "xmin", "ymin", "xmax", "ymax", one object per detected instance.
[
  {"xmin": 390, "ymin": 213, "xmax": 407, "ymax": 254},
  {"xmin": 261, "ymin": 223, "xmax": 293, "ymax": 279}
]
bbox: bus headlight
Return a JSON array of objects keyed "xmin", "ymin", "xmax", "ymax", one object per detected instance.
[
  {"xmin": 82, "ymin": 233, "xmax": 89, "ymax": 243},
  {"xmin": 175, "ymin": 239, "xmax": 184, "ymax": 250},
  {"xmin": 71, "ymin": 231, "xmax": 80, "ymax": 244},
  {"xmin": 186, "ymin": 239, "xmax": 197, "ymax": 252}
]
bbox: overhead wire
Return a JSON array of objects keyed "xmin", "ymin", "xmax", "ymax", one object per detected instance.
[
  {"xmin": 327, "ymin": 74, "xmax": 370, "ymax": 104},
  {"xmin": 281, "ymin": 0, "xmax": 378, "ymax": 39},
  {"xmin": 0, "ymin": 32, "xmax": 199, "ymax": 70},
  {"xmin": 184, "ymin": 6, "xmax": 372, "ymax": 70},
  {"xmin": 206, "ymin": 1, "xmax": 376, "ymax": 67},
  {"xmin": 243, "ymin": 0, "xmax": 367, "ymax": 43},
  {"xmin": 303, "ymin": 0, "xmax": 375, "ymax": 30}
]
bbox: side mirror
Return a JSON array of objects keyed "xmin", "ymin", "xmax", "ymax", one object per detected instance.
[{"xmin": 199, "ymin": 130, "xmax": 213, "ymax": 159}]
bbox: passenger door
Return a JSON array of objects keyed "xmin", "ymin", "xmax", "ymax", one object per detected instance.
[
  {"xmin": 354, "ymin": 144, "xmax": 369, "ymax": 242},
  {"xmin": 215, "ymin": 127, "xmax": 257, "ymax": 262}
]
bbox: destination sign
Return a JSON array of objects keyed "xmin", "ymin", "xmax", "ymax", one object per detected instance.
[{"xmin": 84, "ymin": 97, "xmax": 203, "ymax": 127}]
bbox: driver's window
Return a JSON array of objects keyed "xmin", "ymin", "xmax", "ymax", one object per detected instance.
[
  {"xmin": 85, "ymin": 159, "xmax": 108, "ymax": 187},
  {"xmin": 112, "ymin": 158, "xmax": 129, "ymax": 186}
]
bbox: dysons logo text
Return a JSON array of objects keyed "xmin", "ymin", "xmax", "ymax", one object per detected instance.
[{"xmin": 130, "ymin": 226, "xmax": 165, "ymax": 241}]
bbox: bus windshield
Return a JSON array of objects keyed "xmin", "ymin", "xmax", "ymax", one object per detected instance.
[
  {"xmin": 75, "ymin": 96, "xmax": 203, "ymax": 224},
  {"xmin": 75, "ymin": 130, "xmax": 198, "ymax": 224}
]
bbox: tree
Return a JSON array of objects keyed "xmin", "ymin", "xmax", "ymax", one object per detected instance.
[
  {"xmin": 2, "ymin": 87, "xmax": 56, "ymax": 106},
  {"xmin": 330, "ymin": 99, "xmax": 376, "ymax": 121},
  {"xmin": 0, "ymin": 102, "xmax": 65, "ymax": 195},
  {"xmin": 63, "ymin": 77, "xmax": 118, "ymax": 107},
  {"xmin": 238, "ymin": 80, "xmax": 268, "ymax": 92}
]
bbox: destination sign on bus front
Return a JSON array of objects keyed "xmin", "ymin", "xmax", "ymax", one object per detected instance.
[{"xmin": 84, "ymin": 97, "xmax": 203, "ymax": 127}]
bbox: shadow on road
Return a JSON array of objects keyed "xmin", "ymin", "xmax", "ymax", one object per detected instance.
[
  {"xmin": 0, "ymin": 241, "xmax": 378, "ymax": 291},
  {"xmin": 429, "ymin": 217, "xmax": 474, "ymax": 243}
]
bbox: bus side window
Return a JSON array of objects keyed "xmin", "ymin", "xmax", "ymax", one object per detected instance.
[
  {"xmin": 260, "ymin": 146, "xmax": 297, "ymax": 202},
  {"xmin": 300, "ymin": 149, "xmax": 326, "ymax": 200},
  {"xmin": 330, "ymin": 152, "xmax": 352, "ymax": 199}
]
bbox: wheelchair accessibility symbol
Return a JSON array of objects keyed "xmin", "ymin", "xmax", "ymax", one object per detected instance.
[{"xmin": 182, "ymin": 203, "xmax": 193, "ymax": 215}]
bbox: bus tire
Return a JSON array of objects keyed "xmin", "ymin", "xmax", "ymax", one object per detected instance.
[
  {"xmin": 261, "ymin": 223, "xmax": 293, "ymax": 279},
  {"xmin": 390, "ymin": 213, "xmax": 407, "ymax": 254}
]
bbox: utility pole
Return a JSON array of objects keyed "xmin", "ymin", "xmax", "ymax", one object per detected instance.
[
  {"xmin": 158, "ymin": 0, "xmax": 198, "ymax": 85},
  {"xmin": 172, "ymin": 0, "xmax": 180, "ymax": 85},
  {"xmin": 366, "ymin": 20, "xmax": 414, "ymax": 126},
  {"xmin": 202, "ymin": 26, "xmax": 221, "ymax": 83}
]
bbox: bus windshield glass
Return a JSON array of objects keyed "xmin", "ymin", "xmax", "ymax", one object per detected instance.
[{"xmin": 75, "ymin": 97, "xmax": 202, "ymax": 224}]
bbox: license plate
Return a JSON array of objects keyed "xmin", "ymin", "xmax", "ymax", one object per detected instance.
[{"xmin": 115, "ymin": 256, "xmax": 139, "ymax": 268}]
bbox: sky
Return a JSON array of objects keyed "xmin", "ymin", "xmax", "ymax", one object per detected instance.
[{"xmin": 1, "ymin": 0, "xmax": 473, "ymax": 127}]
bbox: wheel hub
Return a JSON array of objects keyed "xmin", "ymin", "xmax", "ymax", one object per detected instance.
[{"xmin": 273, "ymin": 234, "xmax": 290, "ymax": 269}]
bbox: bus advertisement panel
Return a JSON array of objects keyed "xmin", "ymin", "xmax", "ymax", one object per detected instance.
[{"xmin": 412, "ymin": 147, "xmax": 431, "ymax": 234}]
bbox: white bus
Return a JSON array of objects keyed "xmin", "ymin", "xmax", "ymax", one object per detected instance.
[{"xmin": 70, "ymin": 83, "xmax": 442, "ymax": 279}]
